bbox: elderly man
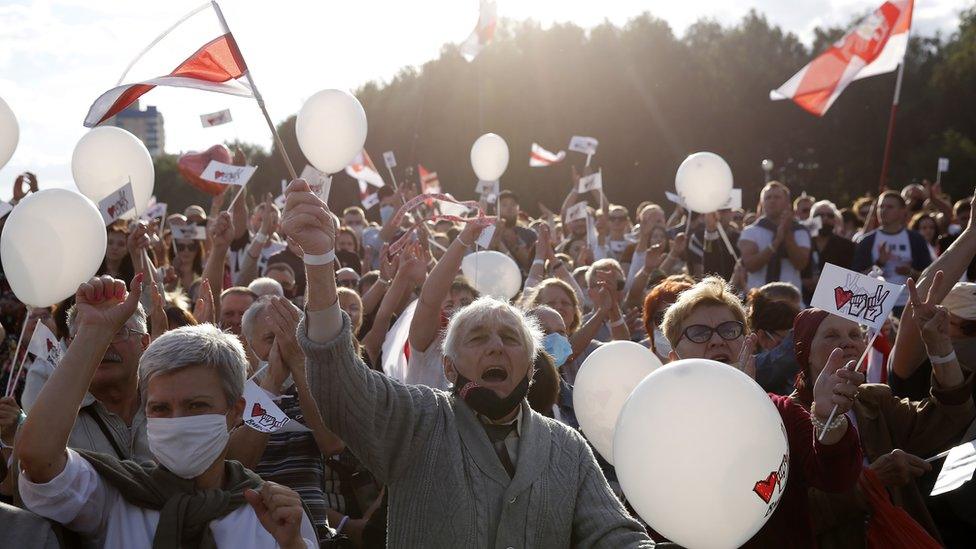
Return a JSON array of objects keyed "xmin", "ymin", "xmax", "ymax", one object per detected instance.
[
  {"xmin": 282, "ymin": 179, "xmax": 652, "ymax": 548},
  {"xmin": 16, "ymin": 275, "xmax": 316, "ymax": 548},
  {"xmin": 22, "ymin": 296, "xmax": 152, "ymax": 462},
  {"xmin": 220, "ymin": 286, "xmax": 257, "ymax": 336}
]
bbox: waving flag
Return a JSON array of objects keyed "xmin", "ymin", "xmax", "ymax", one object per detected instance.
[
  {"xmin": 418, "ymin": 164, "xmax": 441, "ymax": 193},
  {"xmin": 770, "ymin": 0, "xmax": 913, "ymax": 116},
  {"xmin": 530, "ymin": 143, "xmax": 566, "ymax": 167},
  {"xmin": 345, "ymin": 150, "xmax": 385, "ymax": 188},
  {"xmin": 84, "ymin": 3, "xmax": 253, "ymax": 127},
  {"xmin": 460, "ymin": 0, "xmax": 497, "ymax": 62}
]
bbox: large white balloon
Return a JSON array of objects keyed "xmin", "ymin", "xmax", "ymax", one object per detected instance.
[
  {"xmin": 0, "ymin": 96, "xmax": 19, "ymax": 170},
  {"xmin": 675, "ymin": 151, "xmax": 733, "ymax": 213},
  {"xmin": 296, "ymin": 89, "xmax": 368, "ymax": 174},
  {"xmin": 573, "ymin": 341, "xmax": 662, "ymax": 464},
  {"xmin": 1, "ymin": 189, "xmax": 107, "ymax": 307},
  {"xmin": 470, "ymin": 133, "xmax": 509, "ymax": 182},
  {"xmin": 461, "ymin": 250, "xmax": 522, "ymax": 300},
  {"xmin": 614, "ymin": 359, "xmax": 789, "ymax": 549},
  {"xmin": 72, "ymin": 127, "xmax": 154, "ymax": 215}
]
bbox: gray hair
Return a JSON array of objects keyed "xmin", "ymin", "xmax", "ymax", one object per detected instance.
[
  {"xmin": 240, "ymin": 295, "xmax": 276, "ymax": 344},
  {"xmin": 138, "ymin": 323, "xmax": 246, "ymax": 406},
  {"xmin": 248, "ymin": 277, "xmax": 284, "ymax": 298},
  {"xmin": 811, "ymin": 199, "xmax": 842, "ymax": 222},
  {"xmin": 442, "ymin": 296, "xmax": 544, "ymax": 363},
  {"xmin": 67, "ymin": 302, "xmax": 147, "ymax": 338}
]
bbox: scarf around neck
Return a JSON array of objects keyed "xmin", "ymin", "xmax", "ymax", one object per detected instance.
[{"xmin": 756, "ymin": 215, "xmax": 804, "ymax": 283}]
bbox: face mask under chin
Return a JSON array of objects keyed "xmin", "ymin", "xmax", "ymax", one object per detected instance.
[{"xmin": 452, "ymin": 370, "xmax": 530, "ymax": 421}]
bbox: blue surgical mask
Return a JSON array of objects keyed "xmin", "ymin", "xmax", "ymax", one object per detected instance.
[
  {"xmin": 543, "ymin": 332, "xmax": 573, "ymax": 368},
  {"xmin": 380, "ymin": 205, "xmax": 395, "ymax": 225}
]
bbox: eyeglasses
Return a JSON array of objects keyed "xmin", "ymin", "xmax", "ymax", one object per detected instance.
[
  {"xmin": 680, "ymin": 321, "xmax": 744, "ymax": 344},
  {"xmin": 111, "ymin": 326, "xmax": 147, "ymax": 343}
]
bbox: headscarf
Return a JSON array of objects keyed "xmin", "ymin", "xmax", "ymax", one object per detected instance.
[{"xmin": 792, "ymin": 308, "xmax": 830, "ymax": 405}]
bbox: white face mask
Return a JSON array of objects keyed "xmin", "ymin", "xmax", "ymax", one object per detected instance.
[
  {"xmin": 148, "ymin": 414, "xmax": 230, "ymax": 479},
  {"xmin": 653, "ymin": 328, "xmax": 673, "ymax": 358}
]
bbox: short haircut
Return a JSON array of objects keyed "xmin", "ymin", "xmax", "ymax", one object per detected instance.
[
  {"xmin": 747, "ymin": 287, "xmax": 801, "ymax": 332},
  {"xmin": 793, "ymin": 195, "xmax": 815, "ymax": 209},
  {"xmin": 220, "ymin": 286, "xmax": 258, "ymax": 303},
  {"xmin": 68, "ymin": 302, "xmax": 147, "ymax": 338},
  {"xmin": 442, "ymin": 296, "xmax": 544, "ymax": 363},
  {"xmin": 522, "ymin": 278, "xmax": 581, "ymax": 333},
  {"xmin": 266, "ymin": 262, "xmax": 296, "ymax": 280},
  {"xmin": 240, "ymin": 295, "xmax": 276, "ymax": 343},
  {"xmin": 661, "ymin": 276, "xmax": 747, "ymax": 347},
  {"xmin": 761, "ymin": 180, "xmax": 791, "ymax": 201},
  {"xmin": 498, "ymin": 190, "xmax": 518, "ymax": 203},
  {"xmin": 753, "ymin": 281, "xmax": 802, "ymax": 305},
  {"xmin": 585, "ymin": 258, "xmax": 625, "ymax": 287},
  {"xmin": 643, "ymin": 277, "xmax": 694, "ymax": 335},
  {"xmin": 879, "ymin": 190, "xmax": 906, "ymax": 208},
  {"xmin": 342, "ymin": 206, "xmax": 366, "ymax": 219},
  {"xmin": 139, "ymin": 323, "xmax": 247, "ymax": 406},
  {"xmin": 248, "ymin": 277, "xmax": 284, "ymax": 298},
  {"xmin": 811, "ymin": 200, "xmax": 841, "ymax": 220}
]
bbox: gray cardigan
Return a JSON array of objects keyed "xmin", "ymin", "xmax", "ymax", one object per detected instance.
[{"xmin": 299, "ymin": 312, "xmax": 653, "ymax": 548}]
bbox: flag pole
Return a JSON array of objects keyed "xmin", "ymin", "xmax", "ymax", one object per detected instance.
[
  {"xmin": 876, "ymin": 61, "xmax": 905, "ymax": 192},
  {"xmin": 210, "ymin": 1, "xmax": 298, "ymax": 182}
]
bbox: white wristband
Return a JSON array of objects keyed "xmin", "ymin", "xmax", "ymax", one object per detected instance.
[
  {"xmin": 929, "ymin": 350, "xmax": 957, "ymax": 365},
  {"xmin": 532, "ymin": 259, "xmax": 545, "ymax": 267},
  {"xmin": 303, "ymin": 249, "xmax": 336, "ymax": 266},
  {"xmin": 253, "ymin": 232, "xmax": 269, "ymax": 244}
]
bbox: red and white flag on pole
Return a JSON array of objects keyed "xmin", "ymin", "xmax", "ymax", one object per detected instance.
[
  {"xmin": 345, "ymin": 150, "xmax": 385, "ymax": 188},
  {"xmin": 84, "ymin": 2, "xmax": 253, "ymax": 127},
  {"xmin": 529, "ymin": 143, "xmax": 566, "ymax": 167},
  {"xmin": 460, "ymin": 0, "xmax": 497, "ymax": 62},
  {"xmin": 770, "ymin": 0, "xmax": 913, "ymax": 116},
  {"xmin": 418, "ymin": 164, "xmax": 441, "ymax": 193}
]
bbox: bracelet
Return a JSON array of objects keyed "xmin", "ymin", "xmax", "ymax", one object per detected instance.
[
  {"xmin": 532, "ymin": 258, "xmax": 545, "ymax": 267},
  {"xmin": 458, "ymin": 236, "xmax": 474, "ymax": 249},
  {"xmin": 335, "ymin": 515, "xmax": 349, "ymax": 535},
  {"xmin": 929, "ymin": 350, "xmax": 957, "ymax": 365},
  {"xmin": 303, "ymin": 249, "xmax": 336, "ymax": 266},
  {"xmin": 608, "ymin": 317, "xmax": 625, "ymax": 328},
  {"xmin": 377, "ymin": 277, "xmax": 391, "ymax": 286},
  {"xmin": 253, "ymin": 232, "xmax": 269, "ymax": 244},
  {"xmin": 810, "ymin": 405, "xmax": 848, "ymax": 434}
]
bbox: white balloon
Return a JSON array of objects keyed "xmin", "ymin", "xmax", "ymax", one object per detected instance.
[
  {"xmin": 72, "ymin": 127, "xmax": 154, "ymax": 215},
  {"xmin": 460, "ymin": 250, "xmax": 521, "ymax": 300},
  {"xmin": 675, "ymin": 151, "xmax": 733, "ymax": 213},
  {"xmin": 296, "ymin": 89, "xmax": 368, "ymax": 174},
  {"xmin": 573, "ymin": 341, "xmax": 662, "ymax": 464},
  {"xmin": 470, "ymin": 133, "xmax": 509, "ymax": 182},
  {"xmin": 0, "ymin": 96, "xmax": 19, "ymax": 170},
  {"xmin": 614, "ymin": 359, "xmax": 790, "ymax": 549},
  {"xmin": 1, "ymin": 189, "xmax": 107, "ymax": 307}
]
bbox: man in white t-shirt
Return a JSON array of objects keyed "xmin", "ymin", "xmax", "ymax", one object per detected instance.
[
  {"xmin": 852, "ymin": 191, "xmax": 933, "ymax": 309},
  {"xmin": 738, "ymin": 181, "xmax": 811, "ymax": 294}
]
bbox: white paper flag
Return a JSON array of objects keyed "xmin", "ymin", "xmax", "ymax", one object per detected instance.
[
  {"xmin": 242, "ymin": 379, "xmax": 293, "ymax": 433},
  {"xmin": 938, "ymin": 157, "xmax": 950, "ymax": 173},
  {"xmin": 810, "ymin": 263, "xmax": 904, "ymax": 330},
  {"xmin": 170, "ymin": 224, "xmax": 207, "ymax": 240},
  {"xmin": 141, "ymin": 198, "xmax": 167, "ymax": 222},
  {"xmin": 475, "ymin": 224, "xmax": 496, "ymax": 249},
  {"xmin": 200, "ymin": 160, "xmax": 256, "ymax": 187},
  {"xmin": 930, "ymin": 441, "xmax": 976, "ymax": 496},
  {"xmin": 27, "ymin": 322, "xmax": 63, "ymax": 366},
  {"xmin": 578, "ymin": 170, "xmax": 603, "ymax": 193},
  {"xmin": 300, "ymin": 164, "xmax": 332, "ymax": 203},
  {"xmin": 383, "ymin": 151, "xmax": 397, "ymax": 169},
  {"xmin": 361, "ymin": 192, "xmax": 380, "ymax": 210},
  {"xmin": 568, "ymin": 135, "xmax": 599, "ymax": 155},
  {"xmin": 98, "ymin": 180, "xmax": 136, "ymax": 224},
  {"xmin": 200, "ymin": 108, "xmax": 232, "ymax": 127},
  {"xmin": 565, "ymin": 201, "xmax": 589, "ymax": 223}
]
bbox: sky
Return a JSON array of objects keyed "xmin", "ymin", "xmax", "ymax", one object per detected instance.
[{"xmin": 0, "ymin": 0, "xmax": 970, "ymax": 200}]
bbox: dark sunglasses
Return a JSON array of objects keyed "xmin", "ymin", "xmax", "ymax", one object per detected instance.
[
  {"xmin": 175, "ymin": 243, "xmax": 197, "ymax": 252},
  {"xmin": 681, "ymin": 321, "xmax": 744, "ymax": 344}
]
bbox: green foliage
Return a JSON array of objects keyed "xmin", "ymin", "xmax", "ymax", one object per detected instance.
[{"xmin": 154, "ymin": 10, "xmax": 976, "ymax": 217}]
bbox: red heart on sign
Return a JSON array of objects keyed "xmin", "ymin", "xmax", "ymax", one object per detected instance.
[
  {"xmin": 834, "ymin": 287, "xmax": 854, "ymax": 309},
  {"xmin": 753, "ymin": 471, "xmax": 778, "ymax": 504},
  {"xmin": 250, "ymin": 403, "xmax": 267, "ymax": 418},
  {"xmin": 214, "ymin": 171, "xmax": 225, "ymax": 180},
  {"xmin": 178, "ymin": 144, "xmax": 233, "ymax": 196}
]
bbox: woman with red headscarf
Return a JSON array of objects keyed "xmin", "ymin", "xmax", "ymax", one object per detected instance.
[
  {"xmin": 660, "ymin": 276, "xmax": 864, "ymax": 547},
  {"xmin": 791, "ymin": 271, "xmax": 975, "ymax": 546}
]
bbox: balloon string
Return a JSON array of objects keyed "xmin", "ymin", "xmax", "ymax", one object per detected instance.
[
  {"xmin": 4, "ymin": 321, "xmax": 30, "ymax": 397},
  {"xmin": 387, "ymin": 193, "xmax": 493, "ymax": 256}
]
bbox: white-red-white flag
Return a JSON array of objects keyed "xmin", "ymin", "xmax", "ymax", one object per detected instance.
[
  {"xmin": 84, "ymin": 3, "xmax": 253, "ymax": 127},
  {"xmin": 460, "ymin": 0, "xmax": 497, "ymax": 62},
  {"xmin": 345, "ymin": 150, "xmax": 385, "ymax": 188},
  {"xmin": 529, "ymin": 143, "xmax": 566, "ymax": 167},
  {"xmin": 770, "ymin": 0, "xmax": 913, "ymax": 116},
  {"xmin": 418, "ymin": 164, "xmax": 441, "ymax": 193}
]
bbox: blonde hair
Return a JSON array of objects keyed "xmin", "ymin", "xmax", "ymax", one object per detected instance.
[
  {"xmin": 522, "ymin": 278, "xmax": 581, "ymax": 333},
  {"xmin": 661, "ymin": 276, "xmax": 748, "ymax": 346}
]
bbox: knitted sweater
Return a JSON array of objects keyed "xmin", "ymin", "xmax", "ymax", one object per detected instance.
[{"xmin": 299, "ymin": 311, "xmax": 653, "ymax": 548}]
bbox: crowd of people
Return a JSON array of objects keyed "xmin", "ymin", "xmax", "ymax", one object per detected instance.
[{"xmin": 0, "ymin": 163, "xmax": 974, "ymax": 548}]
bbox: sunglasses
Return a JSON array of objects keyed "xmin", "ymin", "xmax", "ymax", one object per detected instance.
[
  {"xmin": 681, "ymin": 321, "xmax": 744, "ymax": 344},
  {"xmin": 175, "ymin": 243, "xmax": 196, "ymax": 252}
]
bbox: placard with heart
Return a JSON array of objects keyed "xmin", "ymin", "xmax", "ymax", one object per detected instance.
[
  {"xmin": 811, "ymin": 263, "xmax": 904, "ymax": 330},
  {"xmin": 178, "ymin": 144, "xmax": 233, "ymax": 196},
  {"xmin": 242, "ymin": 379, "xmax": 292, "ymax": 433}
]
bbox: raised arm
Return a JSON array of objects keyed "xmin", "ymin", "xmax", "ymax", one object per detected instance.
[
  {"xmin": 203, "ymin": 211, "xmax": 234, "ymax": 320},
  {"xmin": 363, "ymin": 244, "xmax": 426, "ymax": 365},
  {"xmin": 16, "ymin": 275, "xmax": 143, "ymax": 483},
  {"xmin": 409, "ymin": 219, "xmax": 489, "ymax": 353}
]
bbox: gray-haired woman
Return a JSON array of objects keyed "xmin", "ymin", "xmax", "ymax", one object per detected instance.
[
  {"xmin": 16, "ymin": 275, "xmax": 317, "ymax": 548},
  {"xmin": 282, "ymin": 178, "xmax": 653, "ymax": 548}
]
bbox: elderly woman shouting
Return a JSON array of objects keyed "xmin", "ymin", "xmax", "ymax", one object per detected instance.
[
  {"xmin": 660, "ymin": 277, "xmax": 864, "ymax": 547},
  {"xmin": 791, "ymin": 271, "xmax": 975, "ymax": 546},
  {"xmin": 281, "ymin": 179, "xmax": 652, "ymax": 548},
  {"xmin": 15, "ymin": 275, "xmax": 317, "ymax": 548}
]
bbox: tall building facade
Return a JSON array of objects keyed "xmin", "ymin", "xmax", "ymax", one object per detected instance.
[{"xmin": 104, "ymin": 100, "xmax": 165, "ymax": 156}]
